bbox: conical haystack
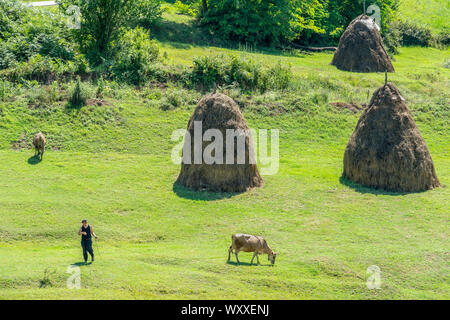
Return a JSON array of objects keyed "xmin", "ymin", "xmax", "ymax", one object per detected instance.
[
  {"xmin": 343, "ymin": 83, "xmax": 440, "ymax": 192},
  {"xmin": 176, "ymin": 93, "xmax": 263, "ymax": 192},
  {"xmin": 331, "ymin": 15, "xmax": 394, "ymax": 73}
]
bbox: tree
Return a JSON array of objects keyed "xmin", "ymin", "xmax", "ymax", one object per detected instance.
[
  {"xmin": 201, "ymin": 0, "xmax": 293, "ymax": 46},
  {"xmin": 202, "ymin": 0, "xmax": 208, "ymax": 15},
  {"xmin": 58, "ymin": 0, "xmax": 162, "ymax": 65},
  {"xmin": 200, "ymin": 0, "xmax": 399, "ymax": 47}
]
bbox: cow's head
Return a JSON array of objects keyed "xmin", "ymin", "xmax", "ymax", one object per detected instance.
[{"xmin": 268, "ymin": 252, "xmax": 278, "ymax": 265}]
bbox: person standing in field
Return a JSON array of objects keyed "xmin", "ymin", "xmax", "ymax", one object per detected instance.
[{"xmin": 78, "ymin": 219, "xmax": 98, "ymax": 263}]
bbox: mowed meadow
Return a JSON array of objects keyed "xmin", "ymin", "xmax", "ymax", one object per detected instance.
[{"xmin": 0, "ymin": 2, "xmax": 449, "ymax": 299}]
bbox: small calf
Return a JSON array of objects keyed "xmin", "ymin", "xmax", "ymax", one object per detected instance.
[
  {"xmin": 32, "ymin": 132, "xmax": 46, "ymax": 160},
  {"xmin": 228, "ymin": 233, "xmax": 278, "ymax": 265}
]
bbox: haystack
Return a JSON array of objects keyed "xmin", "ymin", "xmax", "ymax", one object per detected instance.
[
  {"xmin": 176, "ymin": 93, "xmax": 263, "ymax": 192},
  {"xmin": 343, "ymin": 83, "xmax": 440, "ymax": 192},
  {"xmin": 331, "ymin": 15, "xmax": 394, "ymax": 73}
]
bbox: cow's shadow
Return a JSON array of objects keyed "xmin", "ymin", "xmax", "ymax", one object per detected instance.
[
  {"xmin": 27, "ymin": 155, "xmax": 41, "ymax": 165},
  {"xmin": 226, "ymin": 261, "xmax": 273, "ymax": 267}
]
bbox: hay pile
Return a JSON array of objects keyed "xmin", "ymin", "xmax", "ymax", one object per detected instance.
[
  {"xmin": 343, "ymin": 83, "xmax": 440, "ymax": 192},
  {"xmin": 331, "ymin": 15, "xmax": 394, "ymax": 73},
  {"xmin": 176, "ymin": 93, "xmax": 263, "ymax": 192}
]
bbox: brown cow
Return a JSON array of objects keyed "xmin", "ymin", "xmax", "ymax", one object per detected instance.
[
  {"xmin": 32, "ymin": 132, "xmax": 46, "ymax": 160},
  {"xmin": 228, "ymin": 233, "xmax": 278, "ymax": 265}
]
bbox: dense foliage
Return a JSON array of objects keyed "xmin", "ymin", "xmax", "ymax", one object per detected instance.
[
  {"xmin": 58, "ymin": 0, "xmax": 162, "ymax": 65},
  {"xmin": 189, "ymin": 54, "xmax": 292, "ymax": 92},
  {"xmin": 111, "ymin": 27, "xmax": 159, "ymax": 85},
  {"xmin": 0, "ymin": 0, "xmax": 77, "ymax": 70},
  {"xmin": 200, "ymin": 0, "xmax": 400, "ymax": 46},
  {"xmin": 0, "ymin": 0, "xmax": 447, "ymax": 87},
  {"xmin": 201, "ymin": 0, "xmax": 292, "ymax": 46}
]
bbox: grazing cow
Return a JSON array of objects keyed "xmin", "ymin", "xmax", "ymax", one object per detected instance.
[
  {"xmin": 228, "ymin": 233, "xmax": 278, "ymax": 265},
  {"xmin": 32, "ymin": 132, "xmax": 46, "ymax": 160}
]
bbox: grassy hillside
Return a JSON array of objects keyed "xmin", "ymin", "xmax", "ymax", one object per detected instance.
[
  {"xmin": 399, "ymin": 0, "xmax": 449, "ymax": 33},
  {"xmin": 0, "ymin": 41, "xmax": 449, "ymax": 299}
]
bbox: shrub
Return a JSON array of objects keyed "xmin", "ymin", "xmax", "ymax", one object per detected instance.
[
  {"xmin": 201, "ymin": 0, "xmax": 293, "ymax": 46},
  {"xmin": 111, "ymin": 27, "xmax": 159, "ymax": 85},
  {"xmin": 58, "ymin": 0, "xmax": 162, "ymax": 65},
  {"xmin": 201, "ymin": 0, "xmax": 399, "ymax": 47},
  {"xmin": 383, "ymin": 23, "xmax": 402, "ymax": 55},
  {"xmin": 96, "ymin": 76, "xmax": 106, "ymax": 98},
  {"xmin": 160, "ymin": 89, "xmax": 184, "ymax": 110},
  {"xmin": 259, "ymin": 62, "xmax": 292, "ymax": 92},
  {"xmin": 39, "ymin": 269, "xmax": 56, "ymax": 288},
  {"xmin": 0, "ymin": 80, "xmax": 14, "ymax": 102},
  {"xmin": 1, "ymin": 54, "xmax": 78, "ymax": 83},
  {"xmin": 189, "ymin": 54, "xmax": 292, "ymax": 92},
  {"xmin": 437, "ymin": 31, "xmax": 450, "ymax": 46},
  {"xmin": 0, "ymin": 41, "xmax": 16, "ymax": 69},
  {"xmin": 0, "ymin": 0, "xmax": 27, "ymax": 40},
  {"xmin": 174, "ymin": 1, "xmax": 198, "ymax": 16},
  {"xmin": 396, "ymin": 20, "xmax": 433, "ymax": 47},
  {"xmin": 0, "ymin": 0, "xmax": 81, "ymax": 83},
  {"xmin": 69, "ymin": 77, "xmax": 88, "ymax": 107}
]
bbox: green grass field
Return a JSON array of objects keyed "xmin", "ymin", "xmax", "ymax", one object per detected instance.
[
  {"xmin": 0, "ymin": 2, "xmax": 448, "ymax": 300},
  {"xmin": 399, "ymin": 0, "xmax": 449, "ymax": 33}
]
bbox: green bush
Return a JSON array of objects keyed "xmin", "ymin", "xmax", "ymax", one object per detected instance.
[
  {"xmin": 0, "ymin": 41, "xmax": 16, "ymax": 69},
  {"xmin": 69, "ymin": 77, "xmax": 89, "ymax": 107},
  {"xmin": 96, "ymin": 76, "xmax": 106, "ymax": 99},
  {"xmin": 201, "ymin": 0, "xmax": 399, "ymax": 47},
  {"xmin": 58, "ymin": 0, "xmax": 162, "ymax": 65},
  {"xmin": 111, "ymin": 28, "xmax": 159, "ymax": 85},
  {"xmin": 174, "ymin": 1, "xmax": 199, "ymax": 16},
  {"xmin": 396, "ymin": 20, "xmax": 433, "ymax": 46},
  {"xmin": 259, "ymin": 62, "xmax": 293, "ymax": 92},
  {"xmin": 0, "ymin": 0, "xmax": 26, "ymax": 40},
  {"xmin": 0, "ymin": 1, "xmax": 76, "ymax": 63},
  {"xmin": 189, "ymin": 54, "xmax": 292, "ymax": 92},
  {"xmin": 201, "ymin": 0, "xmax": 293, "ymax": 46},
  {"xmin": 1, "ymin": 54, "xmax": 79, "ymax": 83},
  {"xmin": 0, "ymin": 80, "xmax": 14, "ymax": 102},
  {"xmin": 437, "ymin": 31, "xmax": 450, "ymax": 46},
  {"xmin": 383, "ymin": 23, "xmax": 402, "ymax": 55},
  {"xmin": 0, "ymin": 0, "xmax": 80, "ymax": 82}
]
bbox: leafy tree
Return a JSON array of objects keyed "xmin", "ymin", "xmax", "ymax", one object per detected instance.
[
  {"xmin": 58, "ymin": 0, "xmax": 162, "ymax": 65},
  {"xmin": 112, "ymin": 27, "xmax": 159, "ymax": 85},
  {"xmin": 201, "ymin": 0, "xmax": 293, "ymax": 46},
  {"xmin": 200, "ymin": 0, "xmax": 399, "ymax": 46}
]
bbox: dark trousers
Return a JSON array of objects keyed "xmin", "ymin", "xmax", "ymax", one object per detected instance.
[{"xmin": 81, "ymin": 239, "xmax": 94, "ymax": 262}]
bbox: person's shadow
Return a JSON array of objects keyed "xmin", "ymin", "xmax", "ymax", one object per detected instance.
[
  {"xmin": 72, "ymin": 262, "xmax": 92, "ymax": 266},
  {"xmin": 27, "ymin": 155, "xmax": 41, "ymax": 165}
]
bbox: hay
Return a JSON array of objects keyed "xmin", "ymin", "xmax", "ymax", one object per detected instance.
[
  {"xmin": 331, "ymin": 15, "xmax": 394, "ymax": 73},
  {"xmin": 343, "ymin": 83, "xmax": 440, "ymax": 192},
  {"xmin": 176, "ymin": 93, "xmax": 263, "ymax": 192}
]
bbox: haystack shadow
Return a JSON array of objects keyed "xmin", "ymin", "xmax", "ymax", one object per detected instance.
[
  {"xmin": 339, "ymin": 175, "xmax": 414, "ymax": 196},
  {"xmin": 27, "ymin": 155, "xmax": 41, "ymax": 165},
  {"xmin": 172, "ymin": 182, "xmax": 241, "ymax": 201}
]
